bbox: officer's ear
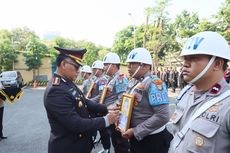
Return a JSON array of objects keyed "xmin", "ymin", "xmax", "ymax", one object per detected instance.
[
  {"xmin": 60, "ymin": 60, "xmax": 68, "ymax": 70},
  {"xmin": 213, "ymin": 58, "xmax": 224, "ymax": 71},
  {"xmin": 141, "ymin": 64, "xmax": 150, "ymax": 70}
]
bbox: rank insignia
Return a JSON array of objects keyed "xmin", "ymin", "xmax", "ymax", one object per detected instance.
[
  {"xmin": 208, "ymin": 102, "xmax": 222, "ymax": 112},
  {"xmin": 78, "ymin": 101, "xmax": 83, "ymax": 107},
  {"xmin": 195, "ymin": 135, "xmax": 204, "ymax": 147},
  {"xmin": 52, "ymin": 77, "xmax": 60, "ymax": 86},
  {"xmin": 210, "ymin": 83, "xmax": 221, "ymax": 94},
  {"xmin": 152, "ymin": 79, "xmax": 163, "ymax": 90}
]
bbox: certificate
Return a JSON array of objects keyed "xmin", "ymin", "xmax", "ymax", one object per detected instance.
[{"xmin": 118, "ymin": 93, "xmax": 134, "ymax": 131}]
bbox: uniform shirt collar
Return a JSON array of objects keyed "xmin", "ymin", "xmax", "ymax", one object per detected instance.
[{"xmin": 113, "ymin": 70, "xmax": 120, "ymax": 78}]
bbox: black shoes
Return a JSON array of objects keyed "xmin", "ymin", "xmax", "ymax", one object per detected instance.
[{"xmin": 0, "ymin": 136, "xmax": 7, "ymax": 141}]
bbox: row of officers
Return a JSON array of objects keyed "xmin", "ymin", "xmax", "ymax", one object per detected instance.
[{"xmin": 43, "ymin": 31, "xmax": 230, "ymax": 153}]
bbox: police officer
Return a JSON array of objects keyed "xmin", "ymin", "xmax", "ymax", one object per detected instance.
[
  {"xmin": 90, "ymin": 60, "xmax": 108, "ymax": 98},
  {"xmin": 101, "ymin": 52, "xmax": 130, "ymax": 153},
  {"xmin": 168, "ymin": 31, "xmax": 230, "ymax": 153},
  {"xmin": 81, "ymin": 65, "xmax": 93, "ymax": 95},
  {"xmin": 43, "ymin": 47, "xmax": 120, "ymax": 153},
  {"xmin": 90, "ymin": 60, "xmax": 111, "ymax": 153},
  {"xmin": 0, "ymin": 81, "xmax": 7, "ymax": 141},
  {"xmin": 121, "ymin": 48, "xmax": 172, "ymax": 153},
  {"xmin": 0, "ymin": 81, "xmax": 23, "ymax": 141}
]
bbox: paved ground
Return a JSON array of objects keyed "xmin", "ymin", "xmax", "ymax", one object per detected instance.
[{"xmin": 0, "ymin": 87, "xmax": 179, "ymax": 153}]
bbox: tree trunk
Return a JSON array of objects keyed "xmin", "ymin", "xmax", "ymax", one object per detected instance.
[
  {"xmin": 33, "ymin": 69, "xmax": 36, "ymax": 80},
  {"xmin": 143, "ymin": 15, "xmax": 149, "ymax": 48}
]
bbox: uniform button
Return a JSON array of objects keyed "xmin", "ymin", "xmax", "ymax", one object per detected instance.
[{"xmin": 79, "ymin": 134, "xmax": 82, "ymax": 138}]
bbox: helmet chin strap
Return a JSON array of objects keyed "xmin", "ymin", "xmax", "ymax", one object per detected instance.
[
  {"xmin": 131, "ymin": 65, "xmax": 141, "ymax": 78},
  {"xmin": 188, "ymin": 56, "xmax": 216, "ymax": 84},
  {"xmin": 94, "ymin": 69, "xmax": 99, "ymax": 76},
  {"xmin": 105, "ymin": 64, "xmax": 112, "ymax": 75},
  {"xmin": 82, "ymin": 73, "xmax": 86, "ymax": 79}
]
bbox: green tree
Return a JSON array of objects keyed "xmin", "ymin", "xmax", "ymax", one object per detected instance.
[
  {"xmin": 142, "ymin": 0, "xmax": 171, "ymax": 67},
  {"xmin": 11, "ymin": 27, "xmax": 38, "ymax": 51},
  {"xmin": 112, "ymin": 26, "xmax": 134, "ymax": 63},
  {"xmin": 174, "ymin": 10, "xmax": 200, "ymax": 38},
  {"xmin": 24, "ymin": 38, "xmax": 48, "ymax": 80},
  {"xmin": 0, "ymin": 29, "xmax": 16, "ymax": 72},
  {"xmin": 76, "ymin": 40, "xmax": 99, "ymax": 66},
  {"xmin": 215, "ymin": 0, "xmax": 230, "ymax": 42}
]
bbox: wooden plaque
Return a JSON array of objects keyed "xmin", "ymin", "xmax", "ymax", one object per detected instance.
[
  {"xmin": 99, "ymin": 86, "xmax": 108, "ymax": 104},
  {"xmin": 118, "ymin": 93, "xmax": 134, "ymax": 132},
  {"xmin": 85, "ymin": 82, "xmax": 95, "ymax": 99}
]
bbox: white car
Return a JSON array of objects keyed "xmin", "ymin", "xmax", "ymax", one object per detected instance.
[{"xmin": 0, "ymin": 71, "xmax": 24, "ymax": 88}]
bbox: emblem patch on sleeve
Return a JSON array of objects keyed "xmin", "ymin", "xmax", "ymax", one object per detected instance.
[{"xmin": 149, "ymin": 79, "xmax": 169, "ymax": 106}]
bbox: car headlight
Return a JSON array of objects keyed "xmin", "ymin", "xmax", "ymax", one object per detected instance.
[{"xmin": 10, "ymin": 80, "xmax": 16, "ymax": 83}]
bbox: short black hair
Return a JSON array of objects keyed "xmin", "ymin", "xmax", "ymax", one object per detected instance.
[
  {"xmin": 115, "ymin": 64, "xmax": 120, "ymax": 69},
  {"xmin": 56, "ymin": 54, "xmax": 68, "ymax": 67},
  {"xmin": 223, "ymin": 59, "xmax": 228, "ymax": 71}
]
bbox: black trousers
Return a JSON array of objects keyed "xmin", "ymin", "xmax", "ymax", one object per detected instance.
[
  {"xmin": 110, "ymin": 124, "xmax": 130, "ymax": 153},
  {"xmin": 99, "ymin": 127, "xmax": 111, "ymax": 149},
  {"xmin": 0, "ymin": 107, "xmax": 4, "ymax": 137},
  {"xmin": 130, "ymin": 129, "xmax": 173, "ymax": 153}
]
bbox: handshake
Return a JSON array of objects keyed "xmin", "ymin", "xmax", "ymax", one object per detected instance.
[{"xmin": 106, "ymin": 104, "xmax": 120, "ymax": 125}]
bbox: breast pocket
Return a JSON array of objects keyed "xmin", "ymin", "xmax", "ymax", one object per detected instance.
[{"xmin": 187, "ymin": 118, "xmax": 219, "ymax": 153}]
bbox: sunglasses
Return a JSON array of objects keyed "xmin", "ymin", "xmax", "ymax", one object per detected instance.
[{"xmin": 65, "ymin": 60, "xmax": 80, "ymax": 70}]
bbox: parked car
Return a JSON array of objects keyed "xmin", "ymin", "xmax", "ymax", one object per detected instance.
[{"xmin": 0, "ymin": 71, "xmax": 24, "ymax": 88}]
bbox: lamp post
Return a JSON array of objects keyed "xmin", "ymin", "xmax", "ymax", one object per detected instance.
[{"xmin": 128, "ymin": 13, "xmax": 136, "ymax": 49}]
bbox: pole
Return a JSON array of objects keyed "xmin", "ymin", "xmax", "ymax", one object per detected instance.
[
  {"xmin": 12, "ymin": 35, "xmax": 15, "ymax": 71},
  {"xmin": 128, "ymin": 13, "xmax": 136, "ymax": 49}
]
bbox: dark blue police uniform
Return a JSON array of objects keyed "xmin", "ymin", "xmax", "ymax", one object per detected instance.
[{"xmin": 43, "ymin": 47, "xmax": 109, "ymax": 153}]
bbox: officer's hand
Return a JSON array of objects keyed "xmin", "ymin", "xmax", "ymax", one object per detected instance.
[
  {"xmin": 106, "ymin": 110, "xmax": 119, "ymax": 125},
  {"xmin": 121, "ymin": 128, "xmax": 134, "ymax": 139},
  {"xmin": 107, "ymin": 104, "xmax": 120, "ymax": 111}
]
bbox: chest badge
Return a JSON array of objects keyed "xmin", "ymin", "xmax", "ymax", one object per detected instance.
[
  {"xmin": 208, "ymin": 102, "xmax": 222, "ymax": 112},
  {"xmin": 78, "ymin": 101, "xmax": 83, "ymax": 108},
  {"xmin": 195, "ymin": 135, "xmax": 205, "ymax": 147}
]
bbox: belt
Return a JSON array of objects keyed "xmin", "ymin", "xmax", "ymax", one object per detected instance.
[{"xmin": 150, "ymin": 125, "xmax": 166, "ymax": 135}]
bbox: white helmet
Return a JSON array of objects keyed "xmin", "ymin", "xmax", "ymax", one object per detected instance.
[
  {"xmin": 103, "ymin": 52, "xmax": 120, "ymax": 64},
  {"xmin": 81, "ymin": 65, "xmax": 92, "ymax": 73},
  {"xmin": 180, "ymin": 31, "xmax": 230, "ymax": 60},
  {"xmin": 126, "ymin": 48, "xmax": 152, "ymax": 65},
  {"xmin": 92, "ymin": 60, "xmax": 104, "ymax": 69}
]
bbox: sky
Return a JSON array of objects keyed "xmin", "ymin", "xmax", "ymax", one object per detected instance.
[{"xmin": 0, "ymin": 0, "xmax": 225, "ymax": 47}]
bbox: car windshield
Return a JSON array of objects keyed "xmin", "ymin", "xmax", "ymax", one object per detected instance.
[{"xmin": 1, "ymin": 72, "xmax": 16, "ymax": 78}]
